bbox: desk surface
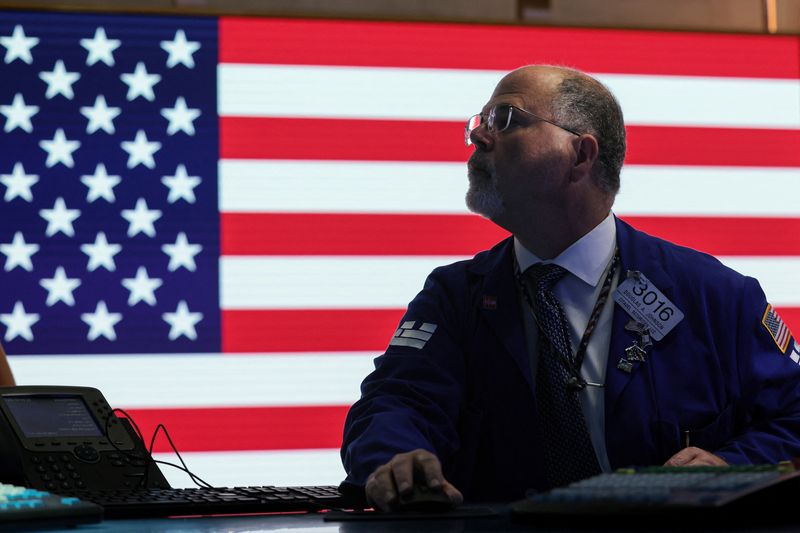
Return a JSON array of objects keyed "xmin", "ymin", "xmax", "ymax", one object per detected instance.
[{"xmin": 39, "ymin": 508, "xmax": 800, "ymax": 533}]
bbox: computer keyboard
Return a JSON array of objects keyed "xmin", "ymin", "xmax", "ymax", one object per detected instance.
[
  {"xmin": 511, "ymin": 464, "xmax": 800, "ymax": 524},
  {"xmin": 0, "ymin": 482, "xmax": 102, "ymax": 530},
  {"xmin": 61, "ymin": 484, "xmax": 346, "ymax": 518}
]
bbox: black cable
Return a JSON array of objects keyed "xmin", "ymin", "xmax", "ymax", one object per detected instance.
[
  {"xmin": 103, "ymin": 409, "xmax": 344, "ymax": 511},
  {"xmin": 103, "ymin": 408, "xmax": 152, "ymax": 490},
  {"xmin": 147, "ymin": 423, "xmax": 212, "ymax": 488}
]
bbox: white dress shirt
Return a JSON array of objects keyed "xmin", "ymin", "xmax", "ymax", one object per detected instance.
[{"xmin": 514, "ymin": 212, "xmax": 618, "ymax": 472}]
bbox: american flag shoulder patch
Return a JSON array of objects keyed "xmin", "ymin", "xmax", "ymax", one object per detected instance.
[
  {"xmin": 388, "ymin": 321, "xmax": 438, "ymax": 350},
  {"xmin": 762, "ymin": 304, "xmax": 793, "ymax": 354}
]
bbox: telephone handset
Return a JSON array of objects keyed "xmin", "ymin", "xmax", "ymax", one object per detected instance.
[{"xmin": 0, "ymin": 386, "xmax": 169, "ymax": 492}]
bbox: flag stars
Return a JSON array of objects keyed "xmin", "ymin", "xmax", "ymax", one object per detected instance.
[
  {"xmin": 122, "ymin": 267, "xmax": 162, "ymax": 306},
  {"xmin": 0, "ymin": 232, "xmax": 39, "ymax": 272},
  {"xmin": 121, "ymin": 130, "xmax": 161, "ymax": 169},
  {"xmin": 81, "ymin": 163, "xmax": 121, "ymax": 203},
  {"xmin": 80, "ymin": 95, "xmax": 121, "ymax": 134},
  {"xmin": 1, "ymin": 302, "xmax": 39, "ymax": 342},
  {"xmin": 162, "ymin": 232, "xmax": 202, "ymax": 272},
  {"xmin": 81, "ymin": 301, "xmax": 122, "ymax": 341},
  {"xmin": 0, "ymin": 25, "xmax": 38, "ymax": 64},
  {"xmin": 120, "ymin": 62, "xmax": 161, "ymax": 101},
  {"xmin": 39, "ymin": 60, "xmax": 81, "ymax": 100},
  {"xmin": 1, "ymin": 93, "xmax": 38, "ymax": 133},
  {"xmin": 81, "ymin": 232, "xmax": 122, "ymax": 272},
  {"xmin": 80, "ymin": 27, "xmax": 121, "ymax": 67},
  {"xmin": 161, "ymin": 96, "xmax": 200, "ymax": 135},
  {"xmin": 162, "ymin": 164, "xmax": 201, "ymax": 204},
  {"xmin": 1, "ymin": 163, "xmax": 38, "ymax": 202},
  {"xmin": 39, "ymin": 197, "xmax": 81, "ymax": 237},
  {"xmin": 160, "ymin": 29, "xmax": 200, "ymax": 68},
  {"xmin": 40, "ymin": 267, "xmax": 81, "ymax": 307},
  {"xmin": 39, "ymin": 128, "xmax": 81, "ymax": 168},
  {"xmin": 163, "ymin": 300, "xmax": 202, "ymax": 340},
  {"xmin": 121, "ymin": 198, "xmax": 162, "ymax": 238}
]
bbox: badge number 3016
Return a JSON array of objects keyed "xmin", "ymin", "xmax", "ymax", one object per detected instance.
[{"xmin": 613, "ymin": 273, "xmax": 684, "ymax": 341}]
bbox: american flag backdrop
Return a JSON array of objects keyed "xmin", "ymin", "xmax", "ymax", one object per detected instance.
[{"xmin": 1, "ymin": 11, "xmax": 799, "ymax": 487}]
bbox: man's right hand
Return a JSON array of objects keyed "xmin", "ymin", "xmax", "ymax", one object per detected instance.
[{"xmin": 364, "ymin": 448, "xmax": 464, "ymax": 511}]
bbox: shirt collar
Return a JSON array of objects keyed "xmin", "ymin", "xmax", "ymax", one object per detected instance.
[{"xmin": 514, "ymin": 212, "xmax": 617, "ymax": 287}]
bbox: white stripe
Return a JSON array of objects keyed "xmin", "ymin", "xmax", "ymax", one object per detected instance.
[
  {"xmin": 719, "ymin": 257, "xmax": 800, "ymax": 306},
  {"xmin": 219, "ymin": 64, "xmax": 501, "ymax": 121},
  {"xmin": 220, "ymin": 160, "xmax": 800, "ymax": 217},
  {"xmin": 219, "ymin": 159, "xmax": 469, "ymax": 214},
  {"xmin": 221, "ymin": 256, "xmax": 800, "ymax": 309},
  {"xmin": 153, "ymin": 449, "xmax": 345, "ymax": 488},
  {"xmin": 616, "ymin": 166, "xmax": 800, "ymax": 217},
  {"xmin": 601, "ymin": 73, "xmax": 800, "ymax": 129},
  {"xmin": 219, "ymin": 64, "xmax": 800, "ymax": 128},
  {"xmin": 221, "ymin": 256, "xmax": 466, "ymax": 309},
  {"xmin": 8, "ymin": 353, "xmax": 375, "ymax": 408}
]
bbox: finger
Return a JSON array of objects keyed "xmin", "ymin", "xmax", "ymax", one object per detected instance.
[
  {"xmin": 441, "ymin": 481, "xmax": 464, "ymax": 505},
  {"xmin": 415, "ymin": 450, "xmax": 445, "ymax": 489},
  {"xmin": 664, "ymin": 447, "xmax": 700, "ymax": 466},
  {"xmin": 365, "ymin": 467, "xmax": 396, "ymax": 512},
  {"xmin": 683, "ymin": 450, "xmax": 727, "ymax": 467},
  {"xmin": 390, "ymin": 454, "xmax": 416, "ymax": 496}
]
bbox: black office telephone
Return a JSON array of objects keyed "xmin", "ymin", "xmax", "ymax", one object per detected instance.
[{"xmin": 0, "ymin": 386, "xmax": 169, "ymax": 492}]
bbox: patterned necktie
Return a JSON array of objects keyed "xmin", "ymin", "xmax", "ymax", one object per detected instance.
[{"xmin": 522, "ymin": 263, "xmax": 602, "ymax": 488}]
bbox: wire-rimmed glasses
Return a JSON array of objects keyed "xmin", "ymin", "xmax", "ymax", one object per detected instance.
[{"xmin": 465, "ymin": 104, "xmax": 581, "ymax": 146}]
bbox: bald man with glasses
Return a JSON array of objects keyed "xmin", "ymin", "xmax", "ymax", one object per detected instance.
[{"xmin": 340, "ymin": 65, "xmax": 800, "ymax": 511}]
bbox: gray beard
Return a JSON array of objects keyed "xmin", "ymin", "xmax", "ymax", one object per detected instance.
[{"xmin": 466, "ymin": 172, "xmax": 504, "ymax": 219}]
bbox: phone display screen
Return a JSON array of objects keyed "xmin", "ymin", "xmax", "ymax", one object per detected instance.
[{"xmin": 3, "ymin": 395, "xmax": 103, "ymax": 438}]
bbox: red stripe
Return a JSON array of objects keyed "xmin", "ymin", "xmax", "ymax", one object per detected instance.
[
  {"xmin": 221, "ymin": 213, "xmax": 508, "ymax": 256},
  {"xmin": 220, "ymin": 117, "xmax": 800, "ymax": 168},
  {"xmin": 221, "ymin": 213, "xmax": 800, "ymax": 257},
  {"xmin": 223, "ymin": 306, "xmax": 800, "ymax": 355},
  {"xmin": 220, "ymin": 117, "xmax": 466, "ymax": 162},
  {"xmin": 219, "ymin": 18, "xmax": 800, "ymax": 79},
  {"xmin": 625, "ymin": 126, "xmax": 800, "ymax": 167},
  {"xmin": 621, "ymin": 216, "xmax": 800, "ymax": 256},
  {"xmin": 123, "ymin": 406, "xmax": 348, "ymax": 452},
  {"xmin": 222, "ymin": 309, "xmax": 403, "ymax": 353}
]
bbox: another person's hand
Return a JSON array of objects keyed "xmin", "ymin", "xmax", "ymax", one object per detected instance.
[
  {"xmin": 364, "ymin": 448, "xmax": 463, "ymax": 511},
  {"xmin": 664, "ymin": 446, "xmax": 727, "ymax": 467}
]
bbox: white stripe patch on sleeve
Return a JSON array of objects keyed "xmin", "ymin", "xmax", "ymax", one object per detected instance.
[{"xmin": 389, "ymin": 321, "xmax": 438, "ymax": 349}]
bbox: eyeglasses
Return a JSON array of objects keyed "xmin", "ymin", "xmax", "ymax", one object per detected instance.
[{"xmin": 464, "ymin": 104, "xmax": 580, "ymax": 146}]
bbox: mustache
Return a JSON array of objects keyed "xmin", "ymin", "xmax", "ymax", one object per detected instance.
[{"xmin": 468, "ymin": 153, "xmax": 493, "ymax": 175}]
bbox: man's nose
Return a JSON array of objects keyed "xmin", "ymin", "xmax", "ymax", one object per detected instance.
[{"xmin": 469, "ymin": 124, "xmax": 494, "ymax": 151}]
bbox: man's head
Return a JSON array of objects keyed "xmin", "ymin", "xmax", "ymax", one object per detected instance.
[{"xmin": 465, "ymin": 65, "xmax": 626, "ymax": 233}]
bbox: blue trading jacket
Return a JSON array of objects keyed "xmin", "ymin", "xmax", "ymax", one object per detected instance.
[{"xmin": 341, "ymin": 217, "xmax": 800, "ymax": 502}]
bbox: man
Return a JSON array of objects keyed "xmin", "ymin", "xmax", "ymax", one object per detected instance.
[{"xmin": 340, "ymin": 65, "xmax": 800, "ymax": 510}]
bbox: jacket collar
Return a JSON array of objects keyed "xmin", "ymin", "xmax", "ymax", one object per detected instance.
[
  {"xmin": 468, "ymin": 238, "xmax": 533, "ymax": 394},
  {"xmin": 605, "ymin": 215, "xmax": 674, "ymax": 419}
]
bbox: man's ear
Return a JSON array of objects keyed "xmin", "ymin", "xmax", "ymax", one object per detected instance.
[{"xmin": 570, "ymin": 134, "xmax": 599, "ymax": 182}]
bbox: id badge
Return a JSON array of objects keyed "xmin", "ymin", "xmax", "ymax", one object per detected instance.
[{"xmin": 613, "ymin": 271, "xmax": 684, "ymax": 341}]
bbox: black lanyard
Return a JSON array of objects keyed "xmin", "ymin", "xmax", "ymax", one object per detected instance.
[{"xmin": 516, "ymin": 248, "xmax": 620, "ymax": 391}]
